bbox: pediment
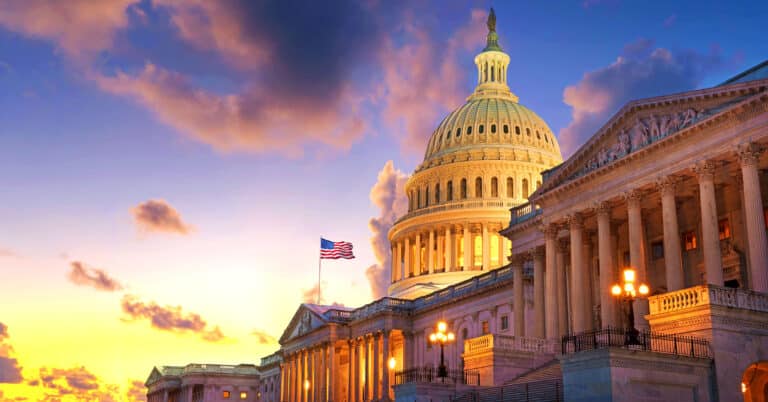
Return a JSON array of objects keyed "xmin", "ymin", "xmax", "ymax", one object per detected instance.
[
  {"xmin": 279, "ymin": 304, "xmax": 329, "ymax": 344},
  {"xmin": 145, "ymin": 367, "xmax": 163, "ymax": 386},
  {"xmin": 538, "ymin": 78, "xmax": 768, "ymax": 194}
]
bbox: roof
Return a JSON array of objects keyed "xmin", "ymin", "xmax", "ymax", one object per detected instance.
[{"xmin": 719, "ymin": 60, "xmax": 768, "ymax": 86}]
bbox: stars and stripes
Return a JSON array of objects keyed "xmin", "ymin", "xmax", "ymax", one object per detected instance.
[{"xmin": 320, "ymin": 238, "xmax": 355, "ymax": 259}]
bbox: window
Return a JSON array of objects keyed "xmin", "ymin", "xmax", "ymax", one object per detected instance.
[
  {"xmin": 435, "ymin": 184, "xmax": 440, "ymax": 204},
  {"xmin": 417, "ymin": 188, "xmax": 421, "ymax": 208},
  {"xmin": 545, "ymin": 134, "xmax": 549, "ymax": 143},
  {"xmin": 515, "ymin": 126, "xmax": 520, "ymax": 135},
  {"xmin": 522, "ymin": 179, "xmax": 529, "ymax": 199},
  {"xmin": 240, "ymin": 392, "xmax": 248, "ymax": 400},
  {"xmin": 460, "ymin": 179, "xmax": 467, "ymax": 199},
  {"xmin": 491, "ymin": 124, "xmax": 496, "ymax": 133},
  {"xmin": 447, "ymin": 181, "xmax": 453, "ymax": 201},
  {"xmin": 462, "ymin": 328, "xmax": 468, "ymax": 339},
  {"xmin": 467, "ymin": 126, "xmax": 473, "ymax": 135},
  {"xmin": 491, "ymin": 177, "xmax": 498, "ymax": 197},
  {"xmin": 718, "ymin": 219, "xmax": 731, "ymax": 240},
  {"xmin": 683, "ymin": 231, "xmax": 697, "ymax": 250},
  {"xmin": 479, "ymin": 124, "xmax": 484, "ymax": 134},
  {"xmin": 446, "ymin": 129, "xmax": 451, "ymax": 139},
  {"xmin": 481, "ymin": 320, "xmax": 490, "ymax": 335},
  {"xmin": 507, "ymin": 178, "xmax": 514, "ymax": 197},
  {"xmin": 425, "ymin": 187, "xmax": 430, "ymax": 207},
  {"xmin": 526, "ymin": 128, "xmax": 531, "ymax": 136},
  {"xmin": 223, "ymin": 391, "xmax": 231, "ymax": 399},
  {"xmin": 651, "ymin": 241, "xmax": 664, "ymax": 260},
  {"xmin": 503, "ymin": 124, "xmax": 509, "ymax": 134},
  {"xmin": 457, "ymin": 127, "xmax": 462, "ymax": 137},
  {"xmin": 500, "ymin": 315, "xmax": 509, "ymax": 331},
  {"xmin": 475, "ymin": 177, "xmax": 483, "ymax": 198}
]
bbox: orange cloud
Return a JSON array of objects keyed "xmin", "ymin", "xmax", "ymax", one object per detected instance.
[
  {"xmin": 125, "ymin": 379, "xmax": 147, "ymax": 402},
  {"xmin": 130, "ymin": 199, "xmax": 193, "ymax": 235},
  {"xmin": 120, "ymin": 295, "xmax": 226, "ymax": 342},
  {"xmin": 250, "ymin": 330, "xmax": 277, "ymax": 345},
  {"xmin": 0, "ymin": 323, "xmax": 23, "ymax": 384},
  {"xmin": 301, "ymin": 284, "xmax": 321, "ymax": 304},
  {"xmin": 365, "ymin": 161, "xmax": 409, "ymax": 299},
  {"xmin": 67, "ymin": 261, "xmax": 124, "ymax": 292},
  {"xmin": 30, "ymin": 366, "xmax": 120, "ymax": 401}
]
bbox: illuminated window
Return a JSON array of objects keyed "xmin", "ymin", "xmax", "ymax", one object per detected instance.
[
  {"xmin": 223, "ymin": 391, "xmax": 231, "ymax": 399},
  {"xmin": 491, "ymin": 124, "xmax": 496, "ymax": 133},
  {"xmin": 490, "ymin": 235, "xmax": 499, "ymax": 265},
  {"xmin": 491, "ymin": 177, "xmax": 498, "ymax": 197},
  {"xmin": 240, "ymin": 391, "xmax": 247, "ymax": 399},
  {"xmin": 718, "ymin": 219, "xmax": 731, "ymax": 240},
  {"xmin": 683, "ymin": 231, "xmax": 697, "ymax": 250},
  {"xmin": 507, "ymin": 177, "xmax": 514, "ymax": 197},
  {"xmin": 500, "ymin": 315, "xmax": 509, "ymax": 331},
  {"xmin": 474, "ymin": 236, "xmax": 482, "ymax": 267},
  {"xmin": 458, "ymin": 239, "xmax": 464, "ymax": 268},
  {"xmin": 481, "ymin": 320, "xmax": 490, "ymax": 335}
]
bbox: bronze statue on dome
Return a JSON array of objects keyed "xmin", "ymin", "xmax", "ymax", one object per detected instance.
[{"xmin": 487, "ymin": 7, "xmax": 497, "ymax": 32}]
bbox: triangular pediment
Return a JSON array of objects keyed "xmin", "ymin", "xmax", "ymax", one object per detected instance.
[
  {"xmin": 145, "ymin": 367, "xmax": 163, "ymax": 386},
  {"xmin": 278, "ymin": 304, "xmax": 330, "ymax": 344},
  {"xmin": 537, "ymin": 77, "xmax": 768, "ymax": 194}
]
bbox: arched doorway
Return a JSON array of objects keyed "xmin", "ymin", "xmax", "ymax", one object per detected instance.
[{"xmin": 742, "ymin": 361, "xmax": 768, "ymax": 402}]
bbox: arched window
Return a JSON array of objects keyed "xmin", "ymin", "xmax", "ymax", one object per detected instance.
[
  {"xmin": 503, "ymin": 124, "xmax": 509, "ymax": 134},
  {"xmin": 447, "ymin": 129, "xmax": 452, "ymax": 139},
  {"xmin": 491, "ymin": 66, "xmax": 495, "ymax": 82},
  {"xmin": 435, "ymin": 183, "xmax": 440, "ymax": 204},
  {"xmin": 484, "ymin": 62, "xmax": 488, "ymax": 82},
  {"xmin": 457, "ymin": 127, "xmax": 462, "ymax": 137},
  {"xmin": 491, "ymin": 124, "xmax": 496, "ymax": 133},
  {"xmin": 467, "ymin": 126, "xmax": 473, "ymax": 135},
  {"xmin": 475, "ymin": 177, "xmax": 483, "ymax": 198},
  {"xmin": 515, "ymin": 126, "xmax": 521, "ymax": 135},
  {"xmin": 478, "ymin": 124, "xmax": 484, "ymax": 134},
  {"xmin": 491, "ymin": 177, "xmax": 498, "ymax": 197},
  {"xmin": 536, "ymin": 131, "xmax": 541, "ymax": 139},
  {"xmin": 417, "ymin": 188, "xmax": 422, "ymax": 208},
  {"xmin": 460, "ymin": 179, "xmax": 467, "ymax": 199},
  {"xmin": 425, "ymin": 187, "xmax": 430, "ymax": 207},
  {"xmin": 526, "ymin": 128, "xmax": 531, "ymax": 136},
  {"xmin": 522, "ymin": 179, "xmax": 529, "ymax": 199},
  {"xmin": 544, "ymin": 134, "xmax": 549, "ymax": 143},
  {"xmin": 447, "ymin": 181, "xmax": 453, "ymax": 201},
  {"xmin": 507, "ymin": 177, "xmax": 514, "ymax": 197}
]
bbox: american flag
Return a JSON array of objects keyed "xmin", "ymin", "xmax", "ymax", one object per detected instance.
[{"xmin": 320, "ymin": 238, "xmax": 355, "ymax": 259}]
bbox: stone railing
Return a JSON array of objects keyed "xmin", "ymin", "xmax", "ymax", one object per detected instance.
[
  {"xmin": 464, "ymin": 334, "xmax": 557, "ymax": 355},
  {"xmin": 183, "ymin": 364, "xmax": 259, "ymax": 375},
  {"xmin": 509, "ymin": 202, "xmax": 541, "ymax": 226},
  {"xmin": 395, "ymin": 199, "xmax": 516, "ymax": 224},
  {"xmin": 648, "ymin": 284, "xmax": 768, "ymax": 315},
  {"xmin": 259, "ymin": 353, "xmax": 283, "ymax": 367}
]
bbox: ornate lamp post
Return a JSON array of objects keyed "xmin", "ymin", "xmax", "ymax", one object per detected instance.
[
  {"xmin": 611, "ymin": 268, "xmax": 649, "ymax": 345},
  {"xmin": 428, "ymin": 321, "xmax": 455, "ymax": 380}
]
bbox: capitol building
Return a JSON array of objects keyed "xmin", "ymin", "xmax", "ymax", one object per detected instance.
[{"xmin": 145, "ymin": 9, "xmax": 768, "ymax": 402}]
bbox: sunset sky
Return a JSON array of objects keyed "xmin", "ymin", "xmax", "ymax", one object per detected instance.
[{"xmin": 1, "ymin": 1, "xmax": 767, "ymax": 400}]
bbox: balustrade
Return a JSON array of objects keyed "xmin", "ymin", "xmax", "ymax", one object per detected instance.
[{"xmin": 648, "ymin": 284, "xmax": 768, "ymax": 315}]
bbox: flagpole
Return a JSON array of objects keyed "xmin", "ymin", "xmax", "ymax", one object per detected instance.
[{"xmin": 318, "ymin": 236, "xmax": 322, "ymax": 305}]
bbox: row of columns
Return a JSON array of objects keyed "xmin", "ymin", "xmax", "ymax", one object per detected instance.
[
  {"xmin": 391, "ymin": 224, "xmax": 509, "ymax": 282},
  {"xmin": 281, "ymin": 343, "xmax": 335, "ymax": 402},
  {"xmin": 519, "ymin": 144, "xmax": 768, "ymax": 340},
  {"xmin": 346, "ymin": 331, "xmax": 392, "ymax": 402}
]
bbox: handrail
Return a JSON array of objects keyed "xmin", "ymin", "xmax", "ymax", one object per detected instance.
[
  {"xmin": 394, "ymin": 366, "xmax": 480, "ymax": 386},
  {"xmin": 464, "ymin": 334, "xmax": 558, "ymax": 354},
  {"xmin": 560, "ymin": 327, "xmax": 712, "ymax": 359},
  {"xmin": 451, "ymin": 379, "xmax": 563, "ymax": 402},
  {"xmin": 395, "ymin": 199, "xmax": 516, "ymax": 225}
]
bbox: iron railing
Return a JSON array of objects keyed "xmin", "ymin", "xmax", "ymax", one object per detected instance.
[
  {"xmin": 394, "ymin": 367, "xmax": 480, "ymax": 386},
  {"xmin": 560, "ymin": 327, "xmax": 712, "ymax": 359},
  {"xmin": 451, "ymin": 379, "xmax": 563, "ymax": 402}
]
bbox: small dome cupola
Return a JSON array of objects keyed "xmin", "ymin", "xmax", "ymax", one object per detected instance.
[{"xmin": 470, "ymin": 8, "xmax": 518, "ymax": 103}]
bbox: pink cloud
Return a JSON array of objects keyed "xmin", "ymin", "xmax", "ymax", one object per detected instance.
[
  {"xmin": 251, "ymin": 330, "xmax": 277, "ymax": 345},
  {"xmin": 120, "ymin": 295, "xmax": 226, "ymax": 342},
  {"xmin": 67, "ymin": 261, "xmax": 124, "ymax": 292},
  {"xmin": 33, "ymin": 366, "xmax": 119, "ymax": 401},
  {"xmin": 365, "ymin": 161, "xmax": 409, "ymax": 299},
  {"xmin": 0, "ymin": 322, "xmax": 23, "ymax": 384},
  {"xmin": 379, "ymin": 9, "xmax": 487, "ymax": 154},
  {"xmin": 130, "ymin": 199, "xmax": 193, "ymax": 235}
]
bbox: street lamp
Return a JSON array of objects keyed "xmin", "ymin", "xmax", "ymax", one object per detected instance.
[
  {"xmin": 611, "ymin": 268, "xmax": 649, "ymax": 345},
  {"xmin": 428, "ymin": 321, "xmax": 455, "ymax": 380}
]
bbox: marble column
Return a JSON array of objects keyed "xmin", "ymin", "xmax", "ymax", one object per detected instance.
[
  {"xmin": 738, "ymin": 143, "xmax": 768, "ymax": 292},
  {"xmin": 512, "ymin": 256, "xmax": 525, "ymax": 337},
  {"xmin": 625, "ymin": 190, "xmax": 649, "ymax": 329},
  {"xmin": 363, "ymin": 336, "xmax": 370, "ymax": 402},
  {"xmin": 347, "ymin": 341, "xmax": 354, "ymax": 402},
  {"xmin": 497, "ymin": 235, "xmax": 505, "ymax": 268},
  {"xmin": 445, "ymin": 226, "xmax": 453, "ymax": 271},
  {"xmin": 569, "ymin": 214, "xmax": 588, "ymax": 333},
  {"xmin": 694, "ymin": 161, "xmax": 724, "ymax": 285},
  {"xmin": 391, "ymin": 246, "xmax": 397, "ymax": 283},
  {"xmin": 463, "ymin": 225, "xmax": 471, "ymax": 270},
  {"xmin": 543, "ymin": 224, "xmax": 558, "ymax": 339},
  {"xmin": 556, "ymin": 240, "xmax": 568, "ymax": 336},
  {"xmin": 657, "ymin": 177, "xmax": 685, "ymax": 291},
  {"xmin": 373, "ymin": 333, "xmax": 380, "ymax": 401},
  {"xmin": 436, "ymin": 231, "xmax": 444, "ymax": 272},
  {"xmin": 328, "ymin": 343, "xmax": 335, "ymax": 402},
  {"xmin": 353, "ymin": 340, "xmax": 360, "ymax": 402},
  {"xmin": 414, "ymin": 233, "xmax": 422, "ymax": 276},
  {"xmin": 382, "ymin": 331, "xmax": 391, "ymax": 402},
  {"xmin": 403, "ymin": 238, "xmax": 411, "ymax": 278},
  {"xmin": 582, "ymin": 235, "xmax": 594, "ymax": 331},
  {"xmin": 396, "ymin": 242, "xmax": 403, "ymax": 281},
  {"xmin": 596, "ymin": 202, "xmax": 616, "ymax": 328},
  {"xmin": 482, "ymin": 223, "xmax": 490, "ymax": 270},
  {"xmin": 428, "ymin": 230, "xmax": 435, "ymax": 274},
  {"xmin": 301, "ymin": 350, "xmax": 307, "ymax": 402}
]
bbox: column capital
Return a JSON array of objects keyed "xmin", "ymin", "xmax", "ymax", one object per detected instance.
[
  {"xmin": 622, "ymin": 189, "xmax": 643, "ymax": 208},
  {"xmin": 692, "ymin": 160, "xmax": 717, "ymax": 180},
  {"xmin": 655, "ymin": 175, "xmax": 679, "ymax": 196},
  {"xmin": 737, "ymin": 141, "xmax": 765, "ymax": 166},
  {"xmin": 511, "ymin": 253, "xmax": 527, "ymax": 267},
  {"xmin": 529, "ymin": 246, "xmax": 545, "ymax": 259},
  {"xmin": 594, "ymin": 201, "xmax": 612, "ymax": 217},
  {"xmin": 566, "ymin": 213, "xmax": 583, "ymax": 229}
]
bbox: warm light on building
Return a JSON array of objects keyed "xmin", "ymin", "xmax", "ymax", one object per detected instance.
[
  {"xmin": 388, "ymin": 357, "xmax": 396, "ymax": 370},
  {"xmin": 304, "ymin": 380, "xmax": 310, "ymax": 391}
]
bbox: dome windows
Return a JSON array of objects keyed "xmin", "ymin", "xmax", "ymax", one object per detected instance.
[
  {"xmin": 460, "ymin": 179, "xmax": 467, "ymax": 199},
  {"xmin": 425, "ymin": 187, "xmax": 430, "ymax": 207},
  {"xmin": 467, "ymin": 126, "xmax": 473, "ymax": 135},
  {"xmin": 446, "ymin": 130, "xmax": 451, "ymax": 139},
  {"xmin": 526, "ymin": 128, "xmax": 531, "ymax": 136},
  {"xmin": 478, "ymin": 125, "xmax": 484, "ymax": 134},
  {"xmin": 457, "ymin": 127, "xmax": 462, "ymax": 137},
  {"xmin": 447, "ymin": 181, "xmax": 453, "ymax": 201},
  {"xmin": 491, "ymin": 177, "xmax": 498, "ymax": 197},
  {"xmin": 506, "ymin": 177, "xmax": 514, "ymax": 197},
  {"xmin": 522, "ymin": 179, "xmax": 529, "ymax": 199},
  {"xmin": 475, "ymin": 177, "xmax": 483, "ymax": 198},
  {"xmin": 515, "ymin": 126, "xmax": 520, "ymax": 135},
  {"xmin": 544, "ymin": 134, "xmax": 549, "ymax": 143},
  {"xmin": 503, "ymin": 124, "xmax": 509, "ymax": 134},
  {"xmin": 536, "ymin": 131, "xmax": 541, "ymax": 140},
  {"xmin": 491, "ymin": 124, "xmax": 496, "ymax": 133},
  {"xmin": 435, "ymin": 183, "xmax": 440, "ymax": 203}
]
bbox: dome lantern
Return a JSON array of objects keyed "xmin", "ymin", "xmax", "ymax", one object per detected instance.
[{"xmin": 471, "ymin": 8, "xmax": 517, "ymax": 103}]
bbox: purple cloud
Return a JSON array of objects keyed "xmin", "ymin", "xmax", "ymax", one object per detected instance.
[{"xmin": 67, "ymin": 261, "xmax": 124, "ymax": 292}]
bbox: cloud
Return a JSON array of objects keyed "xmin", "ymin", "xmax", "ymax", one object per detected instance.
[
  {"xmin": 365, "ymin": 161, "xmax": 409, "ymax": 299},
  {"xmin": 130, "ymin": 199, "xmax": 193, "ymax": 235},
  {"xmin": 67, "ymin": 261, "xmax": 124, "ymax": 292},
  {"xmin": 0, "ymin": 322, "xmax": 22, "ymax": 384},
  {"xmin": 120, "ymin": 295, "xmax": 226, "ymax": 342},
  {"xmin": 557, "ymin": 39, "xmax": 724, "ymax": 157},
  {"xmin": 250, "ymin": 330, "xmax": 277, "ymax": 345},
  {"xmin": 663, "ymin": 14, "xmax": 677, "ymax": 28},
  {"xmin": 0, "ymin": 0, "xmax": 137, "ymax": 61},
  {"xmin": 32, "ymin": 366, "xmax": 119, "ymax": 401},
  {"xmin": 0, "ymin": 248, "xmax": 18, "ymax": 258},
  {"xmin": 379, "ymin": 9, "xmax": 487, "ymax": 154},
  {"xmin": 301, "ymin": 284, "xmax": 321, "ymax": 304},
  {"xmin": 125, "ymin": 380, "xmax": 147, "ymax": 402}
]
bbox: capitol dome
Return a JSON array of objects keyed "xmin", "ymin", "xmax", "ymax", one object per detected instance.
[{"xmin": 387, "ymin": 9, "xmax": 563, "ymax": 299}]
